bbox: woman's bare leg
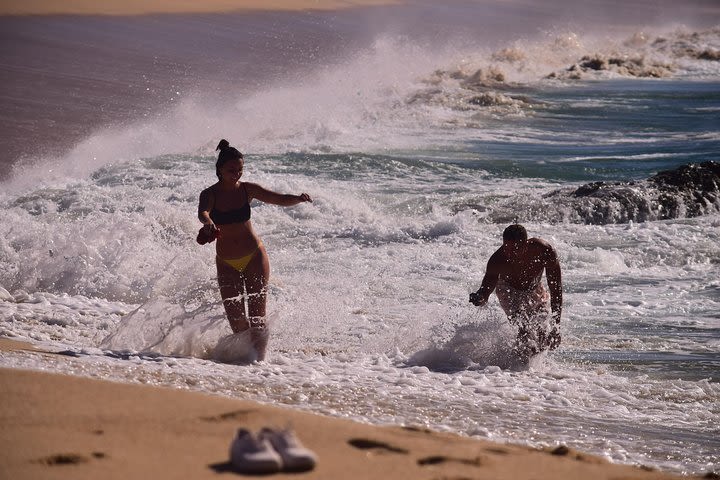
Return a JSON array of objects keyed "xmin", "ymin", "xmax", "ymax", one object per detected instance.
[
  {"xmin": 243, "ymin": 247, "xmax": 271, "ymax": 360},
  {"xmin": 216, "ymin": 258, "xmax": 248, "ymax": 333}
]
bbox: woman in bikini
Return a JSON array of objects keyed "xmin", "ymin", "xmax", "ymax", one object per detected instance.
[{"xmin": 198, "ymin": 139, "xmax": 312, "ymax": 361}]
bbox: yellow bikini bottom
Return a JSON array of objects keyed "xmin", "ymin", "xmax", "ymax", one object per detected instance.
[{"xmin": 218, "ymin": 245, "xmax": 261, "ymax": 273}]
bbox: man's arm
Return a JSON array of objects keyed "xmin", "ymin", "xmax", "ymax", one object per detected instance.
[
  {"xmin": 544, "ymin": 245, "xmax": 562, "ymax": 323},
  {"xmin": 470, "ymin": 254, "xmax": 501, "ymax": 306}
]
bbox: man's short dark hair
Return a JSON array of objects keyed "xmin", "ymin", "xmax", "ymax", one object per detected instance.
[{"xmin": 503, "ymin": 224, "xmax": 527, "ymax": 242}]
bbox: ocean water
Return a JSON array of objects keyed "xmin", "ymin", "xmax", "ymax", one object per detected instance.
[{"xmin": 1, "ymin": 3, "xmax": 719, "ymax": 476}]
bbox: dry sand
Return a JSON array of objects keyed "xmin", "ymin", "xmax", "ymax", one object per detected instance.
[
  {"xmin": 0, "ymin": 337, "xmax": 699, "ymax": 480},
  {"xmin": 0, "ymin": 0, "xmax": 399, "ymax": 16}
]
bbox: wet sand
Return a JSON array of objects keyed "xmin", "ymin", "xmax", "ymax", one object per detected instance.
[{"xmin": 0, "ymin": 337, "xmax": 699, "ymax": 480}]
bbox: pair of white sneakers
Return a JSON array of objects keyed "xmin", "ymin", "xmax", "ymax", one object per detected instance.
[{"xmin": 229, "ymin": 427, "xmax": 317, "ymax": 474}]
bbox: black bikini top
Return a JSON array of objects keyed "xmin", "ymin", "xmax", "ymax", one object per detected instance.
[{"xmin": 209, "ymin": 184, "xmax": 251, "ymax": 225}]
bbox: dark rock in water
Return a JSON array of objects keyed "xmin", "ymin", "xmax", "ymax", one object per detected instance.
[
  {"xmin": 697, "ymin": 49, "xmax": 720, "ymax": 61},
  {"xmin": 463, "ymin": 67, "xmax": 506, "ymax": 88},
  {"xmin": 650, "ymin": 161, "xmax": 720, "ymax": 189},
  {"xmin": 648, "ymin": 161, "xmax": 720, "ymax": 219},
  {"xmin": 462, "ymin": 162, "xmax": 719, "ymax": 225},
  {"xmin": 549, "ymin": 53, "xmax": 674, "ymax": 79},
  {"xmin": 572, "ymin": 180, "xmax": 639, "ymax": 197},
  {"xmin": 578, "ymin": 55, "xmax": 608, "ymax": 71},
  {"xmin": 561, "ymin": 182, "xmax": 655, "ymax": 224},
  {"xmin": 558, "ymin": 161, "xmax": 720, "ymax": 224}
]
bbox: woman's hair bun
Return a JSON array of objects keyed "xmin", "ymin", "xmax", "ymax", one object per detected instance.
[{"xmin": 216, "ymin": 139, "xmax": 230, "ymax": 151}]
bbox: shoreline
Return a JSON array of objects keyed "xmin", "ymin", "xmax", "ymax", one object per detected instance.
[
  {"xmin": 0, "ymin": 337, "xmax": 698, "ymax": 480},
  {"xmin": 0, "ymin": 0, "xmax": 400, "ymax": 16}
]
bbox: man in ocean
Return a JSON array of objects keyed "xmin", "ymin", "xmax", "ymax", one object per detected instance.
[{"xmin": 469, "ymin": 224, "xmax": 563, "ymax": 359}]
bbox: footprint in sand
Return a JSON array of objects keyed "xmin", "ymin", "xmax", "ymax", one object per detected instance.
[
  {"xmin": 401, "ymin": 426, "xmax": 433, "ymax": 434},
  {"xmin": 417, "ymin": 455, "xmax": 483, "ymax": 467},
  {"xmin": 349, "ymin": 437, "xmax": 486, "ymax": 470},
  {"xmin": 36, "ymin": 452, "xmax": 107, "ymax": 465},
  {"xmin": 551, "ymin": 445, "xmax": 570, "ymax": 456},
  {"xmin": 347, "ymin": 438, "xmax": 409, "ymax": 454},
  {"xmin": 484, "ymin": 446, "xmax": 510, "ymax": 455},
  {"xmin": 548, "ymin": 445, "xmax": 603, "ymax": 464},
  {"xmin": 38, "ymin": 454, "xmax": 87, "ymax": 465},
  {"xmin": 200, "ymin": 409, "xmax": 255, "ymax": 422}
]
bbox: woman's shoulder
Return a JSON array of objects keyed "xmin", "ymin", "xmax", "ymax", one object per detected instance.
[
  {"xmin": 241, "ymin": 181, "xmax": 263, "ymax": 196},
  {"xmin": 199, "ymin": 183, "xmax": 220, "ymax": 199}
]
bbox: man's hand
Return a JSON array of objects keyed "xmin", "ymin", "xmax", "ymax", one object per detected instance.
[
  {"xmin": 469, "ymin": 291, "xmax": 487, "ymax": 306},
  {"xmin": 547, "ymin": 326, "xmax": 561, "ymax": 350}
]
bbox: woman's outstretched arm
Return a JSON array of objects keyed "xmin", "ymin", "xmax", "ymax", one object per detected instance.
[{"xmin": 246, "ymin": 182, "xmax": 312, "ymax": 206}]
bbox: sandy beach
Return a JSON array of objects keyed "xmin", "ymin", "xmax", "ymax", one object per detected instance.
[
  {"xmin": 0, "ymin": 337, "xmax": 700, "ymax": 480},
  {"xmin": 0, "ymin": 0, "xmax": 399, "ymax": 16}
]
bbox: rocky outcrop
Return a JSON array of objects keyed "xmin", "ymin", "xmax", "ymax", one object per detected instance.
[
  {"xmin": 467, "ymin": 162, "xmax": 720, "ymax": 225},
  {"xmin": 546, "ymin": 161, "xmax": 720, "ymax": 224},
  {"xmin": 547, "ymin": 54, "xmax": 675, "ymax": 80}
]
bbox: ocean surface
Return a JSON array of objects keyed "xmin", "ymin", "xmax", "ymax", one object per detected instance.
[{"xmin": 1, "ymin": 2, "xmax": 719, "ymax": 476}]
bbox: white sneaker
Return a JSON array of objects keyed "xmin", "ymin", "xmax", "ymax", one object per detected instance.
[
  {"xmin": 229, "ymin": 428, "xmax": 282, "ymax": 474},
  {"xmin": 260, "ymin": 428, "xmax": 317, "ymax": 472}
]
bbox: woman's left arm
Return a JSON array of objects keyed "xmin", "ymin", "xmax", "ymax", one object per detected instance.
[{"xmin": 246, "ymin": 182, "xmax": 312, "ymax": 206}]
